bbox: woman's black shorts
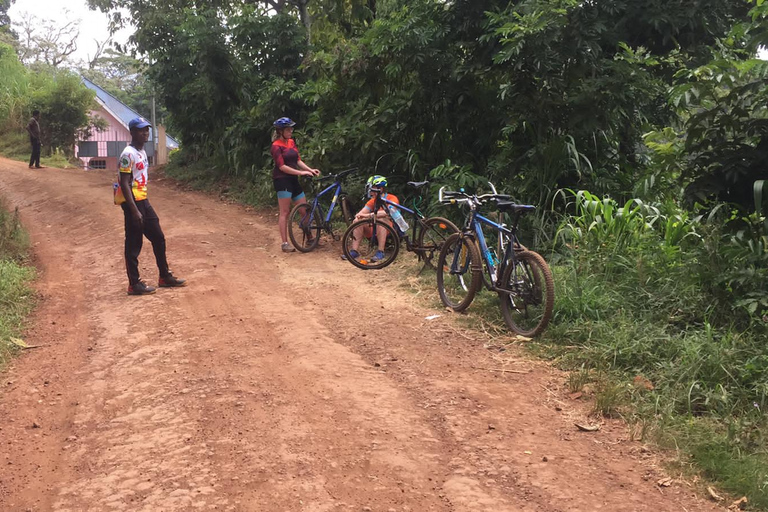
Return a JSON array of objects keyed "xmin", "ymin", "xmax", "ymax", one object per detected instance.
[{"xmin": 274, "ymin": 176, "xmax": 305, "ymax": 200}]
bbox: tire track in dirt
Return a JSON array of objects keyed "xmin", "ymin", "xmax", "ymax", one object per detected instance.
[{"xmin": 0, "ymin": 158, "xmax": 723, "ymax": 511}]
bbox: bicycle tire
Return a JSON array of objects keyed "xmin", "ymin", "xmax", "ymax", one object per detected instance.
[
  {"xmin": 416, "ymin": 216, "xmax": 459, "ymax": 267},
  {"xmin": 498, "ymin": 250, "xmax": 554, "ymax": 337},
  {"xmin": 341, "ymin": 218, "xmax": 400, "ymax": 270},
  {"xmin": 288, "ymin": 203, "xmax": 322, "ymax": 252},
  {"xmin": 436, "ymin": 233, "xmax": 482, "ymax": 312}
]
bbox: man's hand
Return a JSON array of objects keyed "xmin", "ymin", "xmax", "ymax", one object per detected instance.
[
  {"xmin": 131, "ymin": 210, "xmax": 143, "ymax": 226},
  {"xmin": 310, "ymin": 168, "xmax": 320, "ymax": 176}
]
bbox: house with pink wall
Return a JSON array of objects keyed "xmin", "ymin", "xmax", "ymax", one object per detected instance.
[{"xmin": 76, "ymin": 77, "xmax": 179, "ymax": 171}]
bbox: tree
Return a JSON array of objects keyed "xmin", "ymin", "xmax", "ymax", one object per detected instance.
[
  {"xmin": 0, "ymin": 0, "xmax": 17, "ymax": 47},
  {"xmin": 16, "ymin": 11, "xmax": 79, "ymax": 68},
  {"xmin": 29, "ymin": 70, "xmax": 103, "ymax": 156},
  {"xmin": 79, "ymin": 47, "xmax": 163, "ymax": 122},
  {"xmin": 664, "ymin": 0, "xmax": 768, "ymax": 210}
]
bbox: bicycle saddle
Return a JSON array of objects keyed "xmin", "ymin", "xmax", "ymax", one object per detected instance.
[
  {"xmin": 407, "ymin": 181, "xmax": 430, "ymax": 188},
  {"xmin": 496, "ymin": 201, "xmax": 535, "ymax": 214}
]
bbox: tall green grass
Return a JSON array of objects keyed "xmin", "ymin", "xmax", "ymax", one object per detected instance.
[
  {"xmin": 0, "ymin": 202, "xmax": 35, "ymax": 373},
  {"xmin": 546, "ymin": 189, "xmax": 768, "ymax": 507}
]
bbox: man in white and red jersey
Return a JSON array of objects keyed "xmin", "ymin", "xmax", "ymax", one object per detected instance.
[{"xmin": 116, "ymin": 117, "xmax": 186, "ymax": 295}]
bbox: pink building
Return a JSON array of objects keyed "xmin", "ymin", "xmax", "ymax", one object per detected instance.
[{"xmin": 76, "ymin": 77, "xmax": 179, "ymax": 171}]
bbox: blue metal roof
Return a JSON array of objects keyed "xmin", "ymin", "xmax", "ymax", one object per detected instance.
[{"xmin": 81, "ymin": 76, "xmax": 180, "ymax": 149}]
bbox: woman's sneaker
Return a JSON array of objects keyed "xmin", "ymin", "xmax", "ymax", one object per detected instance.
[
  {"xmin": 158, "ymin": 272, "xmax": 186, "ymax": 287},
  {"xmin": 127, "ymin": 280, "xmax": 157, "ymax": 295},
  {"xmin": 281, "ymin": 242, "xmax": 295, "ymax": 253}
]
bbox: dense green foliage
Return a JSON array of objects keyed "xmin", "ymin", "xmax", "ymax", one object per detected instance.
[
  {"xmin": 0, "ymin": 0, "xmax": 15, "ymax": 47},
  {"xmin": 87, "ymin": 0, "xmax": 756, "ymax": 205},
  {"xmin": 0, "ymin": 42, "xmax": 104, "ymax": 158}
]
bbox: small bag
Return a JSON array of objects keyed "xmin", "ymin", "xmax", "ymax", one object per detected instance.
[{"xmin": 113, "ymin": 182, "xmax": 126, "ymax": 205}]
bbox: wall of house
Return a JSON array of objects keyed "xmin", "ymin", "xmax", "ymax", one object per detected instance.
[{"xmin": 76, "ymin": 108, "xmax": 132, "ymax": 171}]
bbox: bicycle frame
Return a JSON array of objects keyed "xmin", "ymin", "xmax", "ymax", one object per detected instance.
[
  {"xmin": 304, "ymin": 168, "xmax": 358, "ymax": 230},
  {"xmin": 465, "ymin": 211, "xmax": 519, "ymax": 290},
  {"xmin": 376, "ymin": 194, "xmax": 439, "ymax": 252},
  {"xmin": 439, "ymin": 184, "xmax": 525, "ymax": 293},
  {"xmin": 309, "ymin": 180, "xmax": 344, "ymax": 226}
]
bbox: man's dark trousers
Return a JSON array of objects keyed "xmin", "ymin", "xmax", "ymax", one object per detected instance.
[
  {"xmin": 121, "ymin": 199, "xmax": 170, "ymax": 285},
  {"xmin": 29, "ymin": 138, "xmax": 40, "ymax": 167}
]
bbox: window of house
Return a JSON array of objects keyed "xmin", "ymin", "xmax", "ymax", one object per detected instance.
[{"xmin": 89, "ymin": 160, "xmax": 107, "ymax": 170}]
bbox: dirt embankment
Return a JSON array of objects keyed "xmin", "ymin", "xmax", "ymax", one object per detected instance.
[{"xmin": 0, "ymin": 156, "xmax": 722, "ymax": 511}]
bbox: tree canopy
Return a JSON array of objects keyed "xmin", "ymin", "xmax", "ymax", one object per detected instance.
[{"xmin": 81, "ymin": 0, "xmax": 765, "ymax": 213}]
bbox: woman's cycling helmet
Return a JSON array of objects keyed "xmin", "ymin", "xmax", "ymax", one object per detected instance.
[
  {"xmin": 365, "ymin": 175, "xmax": 387, "ymax": 197},
  {"xmin": 273, "ymin": 117, "xmax": 296, "ymax": 129}
]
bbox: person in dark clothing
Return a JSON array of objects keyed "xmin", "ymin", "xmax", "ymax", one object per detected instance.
[
  {"xmin": 270, "ymin": 117, "xmax": 320, "ymax": 252},
  {"xmin": 26, "ymin": 110, "xmax": 42, "ymax": 169},
  {"xmin": 116, "ymin": 117, "xmax": 186, "ymax": 295}
]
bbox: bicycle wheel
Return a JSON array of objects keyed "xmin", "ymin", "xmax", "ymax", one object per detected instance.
[
  {"xmin": 288, "ymin": 203, "xmax": 322, "ymax": 252},
  {"xmin": 416, "ymin": 216, "xmax": 459, "ymax": 267},
  {"xmin": 436, "ymin": 233, "xmax": 482, "ymax": 312},
  {"xmin": 498, "ymin": 250, "xmax": 554, "ymax": 337},
  {"xmin": 341, "ymin": 218, "xmax": 400, "ymax": 270}
]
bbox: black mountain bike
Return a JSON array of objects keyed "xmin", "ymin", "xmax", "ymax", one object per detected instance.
[{"xmin": 341, "ymin": 181, "xmax": 459, "ymax": 270}]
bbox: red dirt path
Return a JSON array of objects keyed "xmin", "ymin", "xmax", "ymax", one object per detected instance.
[{"xmin": 0, "ymin": 157, "xmax": 723, "ymax": 511}]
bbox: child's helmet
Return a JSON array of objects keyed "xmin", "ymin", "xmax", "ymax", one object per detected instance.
[{"xmin": 365, "ymin": 175, "xmax": 388, "ymax": 197}]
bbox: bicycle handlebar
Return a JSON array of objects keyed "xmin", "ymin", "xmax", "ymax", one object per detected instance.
[
  {"xmin": 439, "ymin": 186, "xmax": 512, "ymax": 206},
  {"xmin": 317, "ymin": 167, "xmax": 359, "ymax": 183}
]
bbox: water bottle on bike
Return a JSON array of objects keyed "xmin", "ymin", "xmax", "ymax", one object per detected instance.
[{"xmin": 388, "ymin": 205, "xmax": 409, "ymax": 233}]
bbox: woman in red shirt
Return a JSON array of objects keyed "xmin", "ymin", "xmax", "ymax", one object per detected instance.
[{"xmin": 270, "ymin": 117, "xmax": 320, "ymax": 252}]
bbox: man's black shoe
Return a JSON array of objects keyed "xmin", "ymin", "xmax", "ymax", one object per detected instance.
[
  {"xmin": 127, "ymin": 280, "xmax": 156, "ymax": 295},
  {"xmin": 158, "ymin": 273, "xmax": 186, "ymax": 288}
]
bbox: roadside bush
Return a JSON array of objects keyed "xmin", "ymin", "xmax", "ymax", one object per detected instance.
[{"xmin": 548, "ymin": 188, "xmax": 768, "ymax": 504}]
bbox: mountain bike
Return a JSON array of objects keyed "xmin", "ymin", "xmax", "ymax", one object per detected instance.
[
  {"xmin": 288, "ymin": 167, "xmax": 358, "ymax": 252},
  {"xmin": 340, "ymin": 180, "xmax": 459, "ymax": 270},
  {"xmin": 436, "ymin": 186, "xmax": 554, "ymax": 337}
]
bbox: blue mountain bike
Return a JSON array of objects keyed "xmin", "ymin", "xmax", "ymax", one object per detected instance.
[
  {"xmin": 288, "ymin": 167, "xmax": 358, "ymax": 252},
  {"xmin": 436, "ymin": 186, "xmax": 554, "ymax": 337}
]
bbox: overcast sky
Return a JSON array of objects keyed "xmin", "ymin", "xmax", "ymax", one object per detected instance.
[{"xmin": 8, "ymin": 0, "xmax": 132, "ymax": 65}]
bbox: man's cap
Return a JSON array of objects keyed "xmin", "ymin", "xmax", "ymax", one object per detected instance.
[{"xmin": 129, "ymin": 117, "xmax": 152, "ymax": 130}]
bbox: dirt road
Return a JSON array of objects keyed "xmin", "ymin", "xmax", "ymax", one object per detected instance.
[{"xmin": 0, "ymin": 157, "xmax": 721, "ymax": 511}]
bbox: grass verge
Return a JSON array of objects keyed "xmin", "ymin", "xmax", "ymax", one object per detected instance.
[
  {"xmin": 399, "ymin": 253, "xmax": 768, "ymax": 509},
  {"xmin": 0, "ymin": 200, "xmax": 36, "ymax": 374}
]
